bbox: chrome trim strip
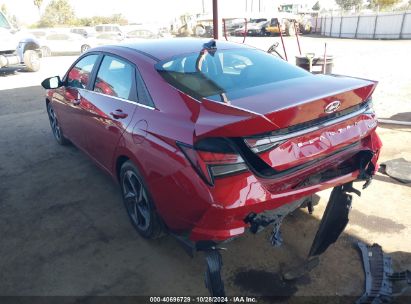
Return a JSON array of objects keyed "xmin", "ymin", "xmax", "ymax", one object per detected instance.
[
  {"xmin": 245, "ymin": 106, "xmax": 370, "ymax": 144},
  {"xmin": 86, "ymin": 90, "xmax": 156, "ymax": 110}
]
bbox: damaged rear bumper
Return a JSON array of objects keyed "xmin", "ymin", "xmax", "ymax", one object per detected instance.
[
  {"xmin": 190, "ymin": 170, "xmax": 367, "ymax": 242},
  {"xmin": 190, "ymin": 139, "xmax": 381, "ymax": 242}
]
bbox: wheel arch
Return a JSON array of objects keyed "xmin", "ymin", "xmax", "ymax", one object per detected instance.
[
  {"xmin": 115, "ymin": 154, "xmax": 130, "ymax": 181},
  {"xmin": 21, "ymin": 40, "xmax": 40, "ymax": 52},
  {"xmin": 113, "ymin": 147, "xmax": 147, "ymax": 183}
]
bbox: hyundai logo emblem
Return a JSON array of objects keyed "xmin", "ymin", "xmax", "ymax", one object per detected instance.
[{"xmin": 325, "ymin": 100, "xmax": 341, "ymax": 113}]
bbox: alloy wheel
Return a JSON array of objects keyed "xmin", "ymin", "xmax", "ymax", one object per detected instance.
[
  {"xmin": 81, "ymin": 45, "xmax": 90, "ymax": 53},
  {"xmin": 122, "ymin": 170, "xmax": 151, "ymax": 231},
  {"xmin": 47, "ymin": 104, "xmax": 61, "ymax": 141}
]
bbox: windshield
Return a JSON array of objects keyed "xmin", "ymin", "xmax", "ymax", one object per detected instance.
[
  {"xmin": 0, "ymin": 11, "xmax": 11, "ymax": 29},
  {"xmin": 156, "ymin": 48, "xmax": 310, "ymax": 102}
]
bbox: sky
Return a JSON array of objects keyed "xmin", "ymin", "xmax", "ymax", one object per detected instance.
[{"xmin": 0, "ymin": 0, "xmax": 337, "ymax": 25}]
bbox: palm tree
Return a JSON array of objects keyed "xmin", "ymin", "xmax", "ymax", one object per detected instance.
[{"xmin": 33, "ymin": 0, "xmax": 43, "ymax": 17}]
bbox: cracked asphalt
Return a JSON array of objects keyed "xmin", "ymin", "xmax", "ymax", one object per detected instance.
[{"xmin": 0, "ymin": 45, "xmax": 410, "ymax": 301}]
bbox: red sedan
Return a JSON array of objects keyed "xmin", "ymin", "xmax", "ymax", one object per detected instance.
[{"xmin": 42, "ymin": 38, "xmax": 381, "ymax": 296}]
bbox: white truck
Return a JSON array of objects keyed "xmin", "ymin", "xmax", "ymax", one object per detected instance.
[{"xmin": 0, "ymin": 10, "xmax": 41, "ymax": 72}]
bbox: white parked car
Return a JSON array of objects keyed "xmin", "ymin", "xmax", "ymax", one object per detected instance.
[
  {"xmin": 95, "ymin": 24, "xmax": 123, "ymax": 37},
  {"xmin": 70, "ymin": 27, "xmax": 97, "ymax": 38},
  {"xmin": 86, "ymin": 32, "xmax": 125, "ymax": 47},
  {"xmin": 125, "ymin": 28, "xmax": 159, "ymax": 39},
  {"xmin": 38, "ymin": 31, "xmax": 91, "ymax": 57}
]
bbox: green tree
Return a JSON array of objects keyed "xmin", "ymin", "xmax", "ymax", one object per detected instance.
[
  {"xmin": 110, "ymin": 13, "xmax": 128, "ymax": 25},
  {"xmin": 33, "ymin": 0, "xmax": 43, "ymax": 16},
  {"xmin": 76, "ymin": 14, "xmax": 128, "ymax": 26},
  {"xmin": 368, "ymin": 0, "xmax": 400, "ymax": 9},
  {"xmin": 312, "ymin": 1, "xmax": 321, "ymax": 10},
  {"xmin": 335, "ymin": 0, "xmax": 362, "ymax": 10},
  {"xmin": 39, "ymin": 0, "xmax": 75, "ymax": 27}
]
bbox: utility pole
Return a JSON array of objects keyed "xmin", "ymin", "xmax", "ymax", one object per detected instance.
[{"xmin": 213, "ymin": 0, "xmax": 218, "ymax": 39}]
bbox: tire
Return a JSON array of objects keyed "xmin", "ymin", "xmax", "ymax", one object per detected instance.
[
  {"xmin": 41, "ymin": 46, "xmax": 51, "ymax": 57},
  {"xmin": 46, "ymin": 102, "xmax": 70, "ymax": 145},
  {"xmin": 194, "ymin": 25, "xmax": 205, "ymax": 37},
  {"xmin": 80, "ymin": 44, "xmax": 90, "ymax": 53},
  {"xmin": 205, "ymin": 250, "xmax": 225, "ymax": 296},
  {"xmin": 23, "ymin": 50, "xmax": 40, "ymax": 72},
  {"xmin": 120, "ymin": 161, "xmax": 164, "ymax": 239}
]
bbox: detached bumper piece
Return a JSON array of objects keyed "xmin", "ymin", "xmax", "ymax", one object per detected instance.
[
  {"xmin": 309, "ymin": 182, "xmax": 359, "ymax": 258},
  {"xmin": 284, "ymin": 183, "xmax": 359, "ymax": 280},
  {"xmin": 356, "ymin": 242, "xmax": 411, "ymax": 304},
  {"xmin": 177, "ymin": 182, "xmax": 368, "ymax": 296}
]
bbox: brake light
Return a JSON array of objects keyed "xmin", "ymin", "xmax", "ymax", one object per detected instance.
[
  {"xmin": 363, "ymin": 98, "xmax": 375, "ymax": 115},
  {"xmin": 177, "ymin": 139, "xmax": 248, "ymax": 186}
]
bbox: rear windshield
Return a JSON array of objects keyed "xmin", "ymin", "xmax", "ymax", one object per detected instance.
[{"xmin": 155, "ymin": 48, "xmax": 310, "ymax": 101}]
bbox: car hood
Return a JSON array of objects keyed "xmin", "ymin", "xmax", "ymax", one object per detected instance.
[{"xmin": 0, "ymin": 28, "xmax": 18, "ymax": 51}]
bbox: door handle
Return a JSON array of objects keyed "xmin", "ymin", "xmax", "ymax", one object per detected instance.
[
  {"xmin": 73, "ymin": 91, "xmax": 81, "ymax": 105},
  {"xmin": 73, "ymin": 98, "xmax": 81, "ymax": 106},
  {"xmin": 110, "ymin": 109, "xmax": 128, "ymax": 119}
]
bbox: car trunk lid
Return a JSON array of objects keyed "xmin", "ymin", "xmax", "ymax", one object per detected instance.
[
  {"xmin": 195, "ymin": 74, "xmax": 377, "ymax": 138},
  {"xmin": 192, "ymin": 75, "xmax": 378, "ymax": 188}
]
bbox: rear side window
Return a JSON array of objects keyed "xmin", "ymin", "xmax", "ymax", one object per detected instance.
[
  {"xmin": 67, "ymin": 54, "xmax": 99, "ymax": 89},
  {"xmin": 93, "ymin": 56, "xmax": 134, "ymax": 100},
  {"xmin": 156, "ymin": 48, "xmax": 309, "ymax": 101}
]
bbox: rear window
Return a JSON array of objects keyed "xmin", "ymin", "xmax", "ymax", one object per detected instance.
[{"xmin": 155, "ymin": 48, "xmax": 309, "ymax": 101}]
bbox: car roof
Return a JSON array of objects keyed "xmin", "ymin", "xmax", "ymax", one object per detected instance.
[{"xmin": 104, "ymin": 38, "xmax": 253, "ymax": 61}]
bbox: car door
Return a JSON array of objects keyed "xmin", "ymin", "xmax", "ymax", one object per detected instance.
[
  {"xmin": 45, "ymin": 33, "xmax": 65, "ymax": 54},
  {"xmin": 79, "ymin": 54, "xmax": 138, "ymax": 170},
  {"xmin": 53, "ymin": 54, "xmax": 100, "ymax": 149},
  {"xmin": 67, "ymin": 33, "xmax": 84, "ymax": 53}
]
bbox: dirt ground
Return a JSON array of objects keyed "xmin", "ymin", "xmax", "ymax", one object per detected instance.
[{"xmin": 0, "ymin": 36, "xmax": 410, "ymax": 301}]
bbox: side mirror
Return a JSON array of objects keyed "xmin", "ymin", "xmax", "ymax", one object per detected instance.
[{"xmin": 41, "ymin": 76, "xmax": 63, "ymax": 89}]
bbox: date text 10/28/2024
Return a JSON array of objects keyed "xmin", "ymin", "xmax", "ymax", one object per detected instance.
[{"xmin": 149, "ymin": 297, "xmax": 257, "ymax": 303}]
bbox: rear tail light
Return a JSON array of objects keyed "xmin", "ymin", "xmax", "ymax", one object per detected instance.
[
  {"xmin": 363, "ymin": 98, "xmax": 375, "ymax": 115},
  {"xmin": 177, "ymin": 138, "xmax": 247, "ymax": 186}
]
